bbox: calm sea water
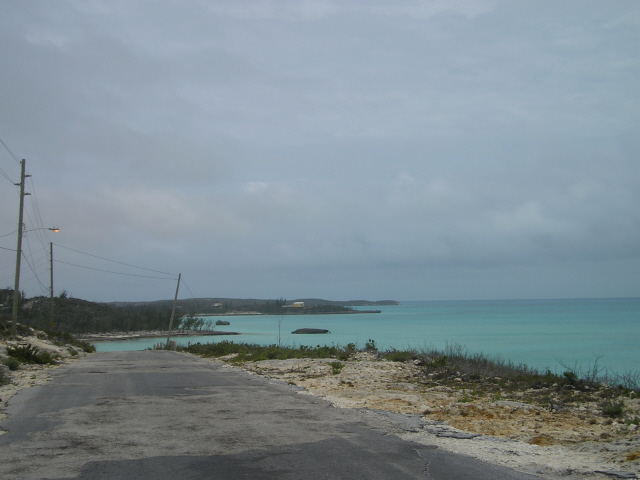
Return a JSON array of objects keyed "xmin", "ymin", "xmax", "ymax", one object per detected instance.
[{"xmin": 95, "ymin": 298, "xmax": 639, "ymax": 375}]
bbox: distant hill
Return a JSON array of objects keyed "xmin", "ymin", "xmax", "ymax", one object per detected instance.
[
  {"xmin": 107, "ymin": 297, "xmax": 400, "ymax": 311},
  {"xmin": 293, "ymin": 299, "xmax": 399, "ymax": 306},
  {"xmin": 2, "ymin": 293, "xmax": 398, "ymax": 335},
  {"xmin": 16, "ymin": 295, "xmax": 172, "ymax": 333}
]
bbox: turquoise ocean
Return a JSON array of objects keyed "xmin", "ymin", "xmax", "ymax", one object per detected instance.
[{"xmin": 96, "ymin": 298, "xmax": 639, "ymax": 376}]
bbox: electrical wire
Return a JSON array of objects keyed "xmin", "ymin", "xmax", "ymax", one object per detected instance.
[
  {"xmin": 23, "ymin": 234, "xmax": 39, "ymax": 282},
  {"xmin": 0, "ymin": 165, "xmax": 15, "ymax": 184},
  {"xmin": 21, "ymin": 251, "xmax": 48, "ymax": 293},
  {"xmin": 54, "ymin": 260, "xmax": 176, "ymax": 280},
  {"xmin": 180, "ymin": 277, "xmax": 197, "ymax": 299},
  {"xmin": 25, "ymin": 177, "xmax": 52, "ymax": 251},
  {"xmin": 177, "ymin": 277, "xmax": 210, "ymax": 314},
  {"xmin": 53, "ymin": 243, "xmax": 178, "ymax": 277},
  {"xmin": 0, "ymin": 136, "xmax": 21, "ymax": 164},
  {"xmin": 0, "ymin": 137, "xmax": 54, "ymax": 254},
  {"xmin": 0, "ymin": 136, "xmax": 21, "ymax": 184}
]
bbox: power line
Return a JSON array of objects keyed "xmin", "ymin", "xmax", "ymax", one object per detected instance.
[
  {"xmin": 0, "ymin": 165, "xmax": 15, "ymax": 184},
  {"xmin": 0, "ymin": 137, "xmax": 20, "ymax": 183},
  {"xmin": 21, "ymin": 251, "xmax": 48, "ymax": 293},
  {"xmin": 0, "ymin": 137, "xmax": 55, "ymax": 253},
  {"xmin": 181, "ymin": 277, "xmax": 197, "ymax": 299},
  {"xmin": 25, "ymin": 177, "xmax": 51, "ymax": 249},
  {"xmin": 53, "ymin": 243, "xmax": 178, "ymax": 277},
  {"xmin": 23, "ymin": 234, "xmax": 40, "ymax": 283},
  {"xmin": 0, "ymin": 136, "xmax": 21, "ymax": 164},
  {"xmin": 177, "ymin": 278, "xmax": 211, "ymax": 313},
  {"xmin": 54, "ymin": 259, "xmax": 177, "ymax": 280}
]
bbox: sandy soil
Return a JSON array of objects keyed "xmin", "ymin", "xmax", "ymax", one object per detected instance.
[{"xmin": 224, "ymin": 354, "xmax": 640, "ymax": 480}]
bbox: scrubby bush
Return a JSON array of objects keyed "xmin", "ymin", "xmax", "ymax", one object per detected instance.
[
  {"xmin": 330, "ymin": 361, "xmax": 344, "ymax": 374},
  {"xmin": 181, "ymin": 341, "xmax": 354, "ymax": 362},
  {"xmin": 43, "ymin": 330, "xmax": 95, "ymax": 353},
  {"xmin": 6, "ymin": 343, "xmax": 57, "ymax": 365},
  {"xmin": 384, "ymin": 349, "xmax": 414, "ymax": 363},
  {"xmin": 601, "ymin": 400, "xmax": 625, "ymax": 418},
  {"xmin": 2, "ymin": 357, "xmax": 21, "ymax": 371},
  {"xmin": 563, "ymin": 371, "xmax": 579, "ymax": 385},
  {"xmin": 364, "ymin": 339, "xmax": 377, "ymax": 351}
]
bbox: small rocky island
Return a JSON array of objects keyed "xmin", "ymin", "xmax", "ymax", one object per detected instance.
[{"xmin": 291, "ymin": 328, "xmax": 330, "ymax": 334}]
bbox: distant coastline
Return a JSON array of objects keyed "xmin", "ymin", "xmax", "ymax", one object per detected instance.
[
  {"xmin": 191, "ymin": 309, "xmax": 383, "ymax": 317},
  {"xmin": 118, "ymin": 298, "xmax": 400, "ymax": 317},
  {"xmin": 78, "ymin": 330, "xmax": 241, "ymax": 342}
]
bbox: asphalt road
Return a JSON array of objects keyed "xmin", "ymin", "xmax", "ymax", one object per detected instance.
[{"xmin": 0, "ymin": 351, "xmax": 543, "ymax": 479}]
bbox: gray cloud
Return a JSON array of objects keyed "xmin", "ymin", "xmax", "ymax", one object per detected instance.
[{"xmin": 1, "ymin": 0, "xmax": 638, "ymax": 301}]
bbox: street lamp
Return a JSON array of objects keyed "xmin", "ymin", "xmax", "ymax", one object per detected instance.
[
  {"xmin": 11, "ymin": 226, "xmax": 59, "ymax": 336},
  {"xmin": 24, "ymin": 227, "xmax": 59, "ymax": 233}
]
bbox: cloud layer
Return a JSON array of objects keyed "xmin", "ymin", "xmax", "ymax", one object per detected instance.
[{"xmin": 1, "ymin": 1, "xmax": 638, "ymax": 301}]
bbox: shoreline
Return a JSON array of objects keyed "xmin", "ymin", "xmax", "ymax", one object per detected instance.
[
  {"xmin": 76, "ymin": 330, "xmax": 240, "ymax": 342},
  {"xmin": 191, "ymin": 309, "xmax": 382, "ymax": 316}
]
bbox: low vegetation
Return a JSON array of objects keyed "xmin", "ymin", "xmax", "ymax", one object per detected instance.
[
  {"xmin": 412, "ymin": 343, "xmax": 639, "ymax": 422},
  {"xmin": 330, "ymin": 361, "xmax": 344, "ymax": 374},
  {"xmin": 181, "ymin": 339, "xmax": 639, "ymax": 425},
  {"xmin": 1, "ymin": 320, "xmax": 96, "ymax": 354},
  {"xmin": 0, "ymin": 319, "xmax": 96, "ymax": 375},
  {"xmin": 5, "ymin": 343, "xmax": 57, "ymax": 365},
  {"xmin": 1, "ymin": 289, "xmax": 373, "ymax": 335},
  {"xmin": 181, "ymin": 340, "xmax": 351, "ymax": 362}
]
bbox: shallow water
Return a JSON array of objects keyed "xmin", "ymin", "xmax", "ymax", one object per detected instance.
[{"xmin": 95, "ymin": 298, "xmax": 639, "ymax": 376}]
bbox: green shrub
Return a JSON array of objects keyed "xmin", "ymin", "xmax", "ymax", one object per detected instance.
[
  {"xmin": 563, "ymin": 371, "xmax": 579, "ymax": 386},
  {"xmin": 6, "ymin": 343, "xmax": 56, "ymax": 365},
  {"xmin": 330, "ymin": 361, "xmax": 344, "ymax": 375},
  {"xmin": 424, "ymin": 355, "xmax": 449, "ymax": 369},
  {"xmin": 45, "ymin": 330, "xmax": 95, "ymax": 353},
  {"xmin": 601, "ymin": 400, "xmax": 625, "ymax": 418},
  {"xmin": 78, "ymin": 341, "xmax": 95, "ymax": 353},
  {"xmin": 365, "ymin": 339, "xmax": 377, "ymax": 351},
  {"xmin": 385, "ymin": 349, "xmax": 413, "ymax": 363},
  {"xmin": 0, "ymin": 367, "xmax": 9, "ymax": 385},
  {"xmin": 2, "ymin": 357, "xmax": 20, "ymax": 371},
  {"xmin": 460, "ymin": 389, "xmax": 473, "ymax": 403}
]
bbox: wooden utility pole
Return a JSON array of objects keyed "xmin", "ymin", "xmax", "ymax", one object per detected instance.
[
  {"xmin": 50, "ymin": 242, "xmax": 54, "ymax": 328},
  {"xmin": 11, "ymin": 159, "xmax": 30, "ymax": 336},
  {"xmin": 165, "ymin": 273, "xmax": 181, "ymax": 349}
]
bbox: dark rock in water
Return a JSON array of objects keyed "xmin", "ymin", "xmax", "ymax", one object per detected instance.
[
  {"xmin": 215, "ymin": 320, "xmax": 231, "ymax": 326},
  {"xmin": 291, "ymin": 328, "xmax": 329, "ymax": 334}
]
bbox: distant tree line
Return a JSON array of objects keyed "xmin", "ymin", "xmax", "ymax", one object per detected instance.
[
  {"xmin": 211, "ymin": 298, "xmax": 355, "ymax": 315},
  {"xmin": 0, "ymin": 290, "xmax": 374, "ymax": 335},
  {"xmin": 0, "ymin": 290, "xmax": 173, "ymax": 334}
]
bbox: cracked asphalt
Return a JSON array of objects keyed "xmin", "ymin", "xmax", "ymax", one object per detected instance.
[{"xmin": 0, "ymin": 351, "xmax": 543, "ymax": 479}]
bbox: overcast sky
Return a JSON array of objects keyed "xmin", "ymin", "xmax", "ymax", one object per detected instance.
[{"xmin": 1, "ymin": 0, "xmax": 638, "ymax": 303}]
